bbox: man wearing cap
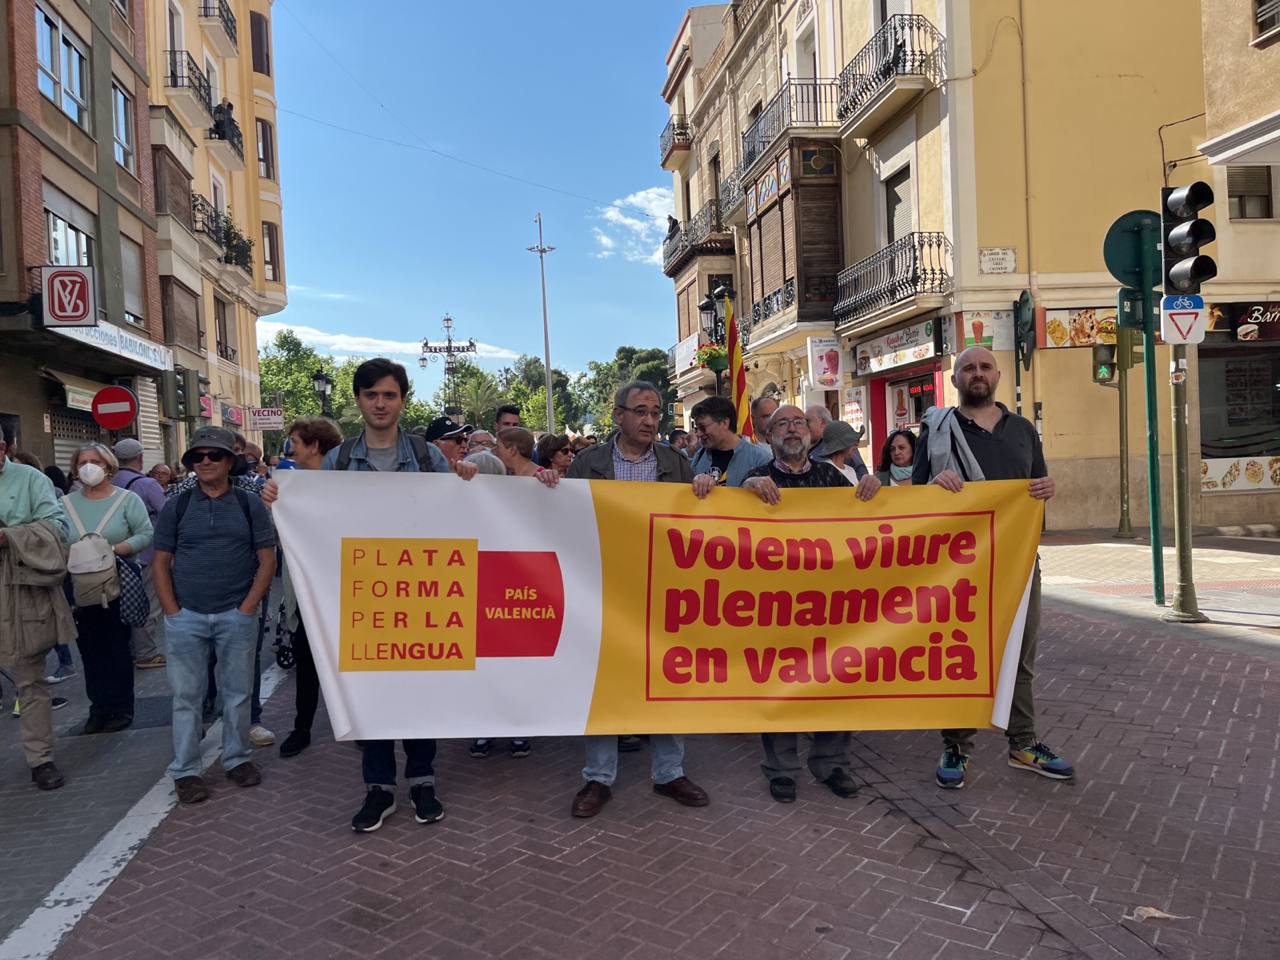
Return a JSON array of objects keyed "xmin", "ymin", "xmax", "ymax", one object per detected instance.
[
  {"xmin": 423, "ymin": 417, "xmax": 470, "ymax": 466},
  {"xmin": 736, "ymin": 405, "xmax": 879, "ymax": 802},
  {"xmin": 152, "ymin": 425, "xmax": 277, "ymax": 805},
  {"xmin": 112, "ymin": 439, "xmax": 169, "ymax": 669},
  {"xmin": 810, "ymin": 421, "xmax": 867, "ymax": 484}
]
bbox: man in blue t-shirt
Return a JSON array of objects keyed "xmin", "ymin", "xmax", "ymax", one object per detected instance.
[{"xmin": 153, "ymin": 426, "xmax": 276, "ymax": 806}]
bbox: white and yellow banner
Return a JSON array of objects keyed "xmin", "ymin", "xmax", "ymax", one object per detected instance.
[{"xmin": 273, "ymin": 473, "xmax": 1042, "ymax": 740}]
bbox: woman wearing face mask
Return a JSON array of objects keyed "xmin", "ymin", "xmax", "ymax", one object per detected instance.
[{"xmin": 59, "ymin": 443, "xmax": 153, "ymax": 734}]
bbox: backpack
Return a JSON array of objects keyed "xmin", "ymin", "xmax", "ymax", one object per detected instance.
[
  {"xmin": 62, "ymin": 490, "xmax": 129, "ymax": 608},
  {"xmin": 334, "ymin": 433, "xmax": 441, "ymax": 472}
]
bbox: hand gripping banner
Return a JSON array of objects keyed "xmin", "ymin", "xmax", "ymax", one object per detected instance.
[{"xmin": 273, "ymin": 473, "xmax": 1042, "ymax": 740}]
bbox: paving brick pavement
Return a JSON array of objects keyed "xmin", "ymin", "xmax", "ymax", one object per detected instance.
[{"xmin": 38, "ymin": 582, "xmax": 1280, "ymax": 960}]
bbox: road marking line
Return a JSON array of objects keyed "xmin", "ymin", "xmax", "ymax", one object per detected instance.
[{"xmin": 0, "ymin": 664, "xmax": 287, "ymax": 960}]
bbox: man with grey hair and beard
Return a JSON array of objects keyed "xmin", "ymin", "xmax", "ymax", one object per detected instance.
[
  {"xmin": 913, "ymin": 345, "xmax": 1070, "ymax": 791},
  {"xmin": 735, "ymin": 404, "xmax": 880, "ymax": 802},
  {"xmin": 564, "ymin": 380, "xmax": 708, "ymax": 818}
]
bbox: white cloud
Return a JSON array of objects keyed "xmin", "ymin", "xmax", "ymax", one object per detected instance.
[
  {"xmin": 286, "ymin": 283, "xmax": 356, "ymax": 302},
  {"xmin": 257, "ymin": 321, "xmax": 519, "ymax": 361},
  {"xmin": 594, "ymin": 187, "xmax": 673, "ymax": 267}
]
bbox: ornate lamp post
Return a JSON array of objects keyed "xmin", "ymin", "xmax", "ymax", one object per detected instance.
[{"xmin": 311, "ymin": 369, "xmax": 333, "ymax": 417}]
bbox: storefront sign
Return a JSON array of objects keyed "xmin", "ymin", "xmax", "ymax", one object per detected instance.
[
  {"xmin": 199, "ymin": 394, "xmax": 214, "ymax": 420},
  {"xmin": 1209, "ymin": 302, "xmax": 1280, "ymax": 341},
  {"xmin": 1201, "ymin": 457, "xmax": 1280, "ymax": 493},
  {"xmin": 220, "ymin": 402, "xmax": 243, "ymax": 426},
  {"xmin": 51, "ymin": 320, "xmax": 174, "ymax": 371},
  {"xmin": 956, "ymin": 311, "xmax": 1015, "ymax": 351},
  {"xmin": 272, "ymin": 473, "xmax": 1042, "ymax": 738},
  {"xmin": 843, "ymin": 385, "xmax": 867, "ymax": 433},
  {"xmin": 1043, "ymin": 307, "xmax": 1118, "ymax": 348},
  {"xmin": 807, "ymin": 336, "xmax": 844, "ymax": 389},
  {"xmin": 854, "ymin": 319, "xmax": 937, "ymax": 375},
  {"xmin": 40, "ymin": 266, "xmax": 96, "ymax": 327},
  {"xmin": 978, "ymin": 248, "xmax": 1017, "ymax": 275},
  {"xmin": 248, "ymin": 407, "xmax": 285, "ymax": 431}
]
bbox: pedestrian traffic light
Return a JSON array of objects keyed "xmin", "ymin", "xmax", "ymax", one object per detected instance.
[
  {"xmin": 1160, "ymin": 182, "xmax": 1217, "ymax": 295},
  {"xmin": 1092, "ymin": 344, "xmax": 1116, "ymax": 383}
]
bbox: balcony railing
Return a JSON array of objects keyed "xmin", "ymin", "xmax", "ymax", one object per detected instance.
[
  {"xmin": 662, "ymin": 227, "xmax": 688, "ymax": 272},
  {"xmin": 685, "ymin": 199, "xmax": 723, "ymax": 246},
  {"xmin": 165, "ymin": 50, "xmax": 212, "ymax": 117},
  {"xmin": 191, "ymin": 193, "xmax": 253, "ymax": 271},
  {"xmin": 191, "ymin": 192, "xmax": 224, "ymax": 244},
  {"xmin": 733, "ymin": 0, "xmax": 772, "ymax": 36},
  {"xmin": 747, "ymin": 278, "xmax": 797, "ymax": 340},
  {"xmin": 659, "ymin": 115, "xmax": 693, "ymax": 163},
  {"xmin": 837, "ymin": 15, "xmax": 945, "ymax": 122},
  {"xmin": 199, "ymin": 0, "xmax": 237, "ymax": 49},
  {"xmin": 742, "ymin": 79, "xmax": 840, "ymax": 170},
  {"xmin": 208, "ymin": 110, "xmax": 244, "ymax": 160},
  {"xmin": 833, "ymin": 232, "xmax": 952, "ymax": 327},
  {"xmin": 666, "ymin": 345, "xmax": 677, "ymax": 378},
  {"xmin": 221, "ymin": 222, "xmax": 253, "ymax": 271},
  {"xmin": 216, "ymin": 342, "xmax": 238, "ymax": 363},
  {"xmin": 719, "ymin": 164, "xmax": 743, "ymax": 218}
]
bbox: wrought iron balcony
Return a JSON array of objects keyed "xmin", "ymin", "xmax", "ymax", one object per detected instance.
[
  {"xmin": 833, "ymin": 232, "xmax": 952, "ymax": 329},
  {"xmin": 662, "ymin": 227, "xmax": 688, "ymax": 273},
  {"xmin": 191, "ymin": 193, "xmax": 253, "ymax": 272},
  {"xmin": 741, "ymin": 79, "xmax": 840, "ymax": 172},
  {"xmin": 164, "ymin": 51, "xmax": 212, "ymax": 127},
  {"xmin": 684, "ymin": 199, "xmax": 723, "ymax": 246},
  {"xmin": 198, "ymin": 0, "xmax": 237, "ymax": 57},
  {"xmin": 660, "ymin": 115, "xmax": 693, "ymax": 166},
  {"xmin": 746, "ymin": 278, "xmax": 798, "ymax": 342},
  {"xmin": 216, "ymin": 342, "xmax": 238, "ymax": 363},
  {"xmin": 733, "ymin": 0, "xmax": 772, "ymax": 37},
  {"xmin": 666, "ymin": 345, "xmax": 677, "ymax": 378},
  {"xmin": 221, "ymin": 222, "xmax": 254, "ymax": 272},
  {"xmin": 837, "ymin": 15, "xmax": 944, "ymax": 138},
  {"xmin": 191, "ymin": 192, "xmax": 225, "ymax": 248},
  {"xmin": 662, "ymin": 200, "xmax": 732, "ymax": 276},
  {"xmin": 719, "ymin": 165, "xmax": 743, "ymax": 219},
  {"xmin": 207, "ymin": 110, "xmax": 245, "ymax": 164}
]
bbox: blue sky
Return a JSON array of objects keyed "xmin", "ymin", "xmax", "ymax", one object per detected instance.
[{"xmin": 261, "ymin": 0, "xmax": 694, "ymax": 397}]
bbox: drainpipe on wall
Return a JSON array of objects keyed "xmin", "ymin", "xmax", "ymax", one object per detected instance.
[{"xmin": 1016, "ymin": 0, "xmax": 1043, "ymax": 440}]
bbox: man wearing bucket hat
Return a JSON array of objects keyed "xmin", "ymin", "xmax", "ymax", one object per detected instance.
[{"xmin": 152, "ymin": 426, "xmax": 277, "ymax": 804}]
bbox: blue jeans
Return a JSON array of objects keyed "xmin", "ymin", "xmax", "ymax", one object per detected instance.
[
  {"xmin": 583, "ymin": 735, "xmax": 684, "ymax": 786},
  {"xmin": 165, "ymin": 606, "xmax": 257, "ymax": 780}
]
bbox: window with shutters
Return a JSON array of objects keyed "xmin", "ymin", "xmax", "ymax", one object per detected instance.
[
  {"xmin": 121, "ymin": 237, "xmax": 145, "ymax": 325},
  {"xmin": 251, "ymin": 12, "xmax": 271, "ymax": 75},
  {"xmin": 161, "ymin": 277, "xmax": 202, "ymax": 352},
  {"xmin": 1227, "ymin": 166, "xmax": 1274, "ymax": 219},
  {"xmin": 885, "ymin": 165, "xmax": 912, "ymax": 244},
  {"xmin": 154, "ymin": 149, "xmax": 194, "ymax": 232},
  {"xmin": 1258, "ymin": 0, "xmax": 1280, "ymax": 38},
  {"xmin": 256, "ymin": 119, "xmax": 276, "ymax": 180}
]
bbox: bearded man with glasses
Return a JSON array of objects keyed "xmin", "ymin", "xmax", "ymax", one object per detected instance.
[
  {"xmin": 152, "ymin": 426, "xmax": 277, "ymax": 805},
  {"xmin": 563, "ymin": 380, "xmax": 709, "ymax": 818}
]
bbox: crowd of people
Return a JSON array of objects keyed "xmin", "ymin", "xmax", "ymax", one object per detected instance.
[{"xmin": 0, "ymin": 346, "xmax": 1070, "ymax": 828}]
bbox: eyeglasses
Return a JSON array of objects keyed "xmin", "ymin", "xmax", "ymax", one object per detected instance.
[
  {"xmin": 469, "ymin": 439, "xmax": 495, "ymax": 449},
  {"xmin": 190, "ymin": 449, "xmax": 231, "ymax": 463},
  {"xmin": 770, "ymin": 417, "xmax": 807, "ymax": 432},
  {"xmin": 618, "ymin": 405, "xmax": 663, "ymax": 420}
]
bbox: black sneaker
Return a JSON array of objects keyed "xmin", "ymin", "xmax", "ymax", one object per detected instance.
[
  {"xmin": 279, "ymin": 729, "xmax": 311, "ymax": 758},
  {"xmin": 409, "ymin": 784, "xmax": 444, "ymax": 824},
  {"xmin": 351, "ymin": 788, "xmax": 397, "ymax": 832},
  {"xmin": 509, "ymin": 739, "xmax": 531, "ymax": 758},
  {"xmin": 469, "ymin": 739, "xmax": 491, "ymax": 758}
]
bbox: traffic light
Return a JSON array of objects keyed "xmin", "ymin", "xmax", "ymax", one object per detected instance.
[
  {"xmin": 1160, "ymin": 182, "xmax": 1217, "ymax": 295},
  {"xmin": 181, "ymin": 368, "xmax": 200, "ymax": 419},
  {"xmin": 1092, "ymin": 344, "xmax": 1116, "ymax": 383},
  {"xmin": 160, "ymin": 371, "xmax": 180, "ymax": 419}
]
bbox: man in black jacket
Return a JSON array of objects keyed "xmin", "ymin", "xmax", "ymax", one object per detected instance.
[{"xmin": 565, "ymin": 381, "xmax": 707, "ymax": 818}]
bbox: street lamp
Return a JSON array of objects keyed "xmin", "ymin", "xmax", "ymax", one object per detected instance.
[
  {"xmin": 311, "ymin": 369, "xmax": 333, "ymax": 417},
  {"xmin": 698, "ymin": 286, "xmax": 733, "ymax": 397}
]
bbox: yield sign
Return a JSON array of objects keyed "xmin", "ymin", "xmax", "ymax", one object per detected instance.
[
  {"xmin": 91, "ymin": 385, "xmax": 138, "ymax": 430},
  {"xmin": 1160, "ymin": 294, "xmax": 1206, "ymax": 345}
]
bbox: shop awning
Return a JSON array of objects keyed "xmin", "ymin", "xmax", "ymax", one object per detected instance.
[{"xmin": 42, "ymin": 369, "xmax": 112, "ymax": 413}]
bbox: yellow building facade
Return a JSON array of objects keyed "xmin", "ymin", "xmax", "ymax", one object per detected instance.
[
  {"xmin": 661, "ymin": 0, "xmax": 1278, "ymax": 530},
  {"xmin": 145, "ymin": 0, "xmax": 286, "ymax": 454}
]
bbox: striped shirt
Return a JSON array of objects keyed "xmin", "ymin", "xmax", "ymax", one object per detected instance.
[{"xmin": 610, "ymin": 439, "xmax": 659, "ymax": 482}]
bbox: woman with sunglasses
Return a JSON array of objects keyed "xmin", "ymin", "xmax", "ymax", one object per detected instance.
[
  {"xmin": 60, "ymin": 443, "xmax": 153, "ymax": 734},
  {"xmin": 534, "ymin": 433, "xmax": 575, "ymax": 477}
]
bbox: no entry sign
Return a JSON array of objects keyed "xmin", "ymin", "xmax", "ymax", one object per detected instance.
[{"xmin": 91, "ymin": 386, "xmax": 138, "ymax": 430}]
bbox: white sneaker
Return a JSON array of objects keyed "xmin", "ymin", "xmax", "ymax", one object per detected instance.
[{"xmin": 249, "ymin": 725, "xmax": 275, "ymax": 747}]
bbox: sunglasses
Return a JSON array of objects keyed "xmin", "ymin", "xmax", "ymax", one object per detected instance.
[{"xmin": 189, "ymin": 449, "xmax": 231, "ymax": 463}]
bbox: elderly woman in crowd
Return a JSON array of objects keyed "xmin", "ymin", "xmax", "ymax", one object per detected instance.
[
  {"xmin": 60, "ymin": 443, "xmax": 153, "ymax": 734},
  {"xmin": 535, "ymin": 434, "xmax": 575, "ymax": 477},
  {"xmin": 495, "ymin": 427, "xmax": 543, "ymax": 478}
]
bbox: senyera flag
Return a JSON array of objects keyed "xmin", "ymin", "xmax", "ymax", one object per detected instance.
[
  {"xmin": 273, "ymin": 474, "xmax": 1042, "ymax": 741},
  {"xmin": 726, "ymin": 293, "xmax": 753, "ymax": 440}
]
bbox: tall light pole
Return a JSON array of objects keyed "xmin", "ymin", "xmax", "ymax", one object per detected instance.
[{"xmin": 528, "ymin": 213, "xmax": 556, "ymax": 433}]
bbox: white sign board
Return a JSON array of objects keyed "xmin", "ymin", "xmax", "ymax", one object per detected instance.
[
  {"xmin": 806, "ymin": 336, "xmax": 844, "ymax": 389},
  {"xmin": 978, "ymin": 248, "xmax": 1017, "ymax": 275},
  {"xmin": 854, "ymin": 319, "xmax": 937, "ymax": 376},
  {"xmin": 248, "ymin": 407, "xmax": 285, "ymax": 431},
  {"xmin": 40, "ymin": 266, "xmax": 97, "ymax": 328},
  {"xmin": 51, "ymin": 320, "xmax": 174, "ymax": 371},
  {"xmin": 1160, "ymin": 294, "xmax": 1207, "ymax": 345},
  {"xmin": 674, "ymin": 333, "xmax": 699, "ymax": 376}
]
